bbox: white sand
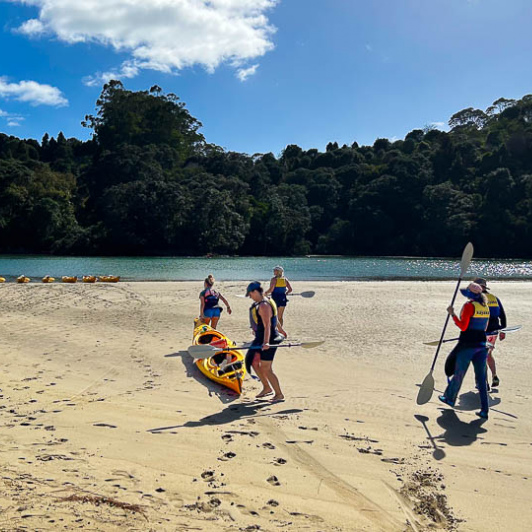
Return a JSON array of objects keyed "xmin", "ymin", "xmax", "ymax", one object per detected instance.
[{"xmin": 0, "ymin": 281, "xmax": 530, "ymax": 531}]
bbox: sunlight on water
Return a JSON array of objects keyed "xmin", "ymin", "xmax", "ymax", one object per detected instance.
[{"xmin": 1, "ymin": 255, "xmax": 532, "ymax": 282}]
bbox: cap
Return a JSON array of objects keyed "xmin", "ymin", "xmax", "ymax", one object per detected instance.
[
  {"xmin": 273, "ymin": 265, "xmax": 284, "ymax": 273},
  {"xmin": 473, "ymin": 277, "xmax": 489, "ymax": 290},
  {"xmin": 245, "ymin": 281, "xmax": 261, "ymax": 296}
]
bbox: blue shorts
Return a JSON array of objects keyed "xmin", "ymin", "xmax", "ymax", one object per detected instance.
[
  {"xmin": 203, "ymin": 307, "xmax": 221, "ymax": 318},
  {"xmin": 272, "ymin": 293, "xmax": 288, "ymax": 308}
]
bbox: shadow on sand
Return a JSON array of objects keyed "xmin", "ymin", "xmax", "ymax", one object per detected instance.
[
  {"xmin": 415, "ymin": 414, "xmax": 446, "ymax": 460},
  {"xmin": 435, "ymin": 409, "xmax": 488, "ymax": 447},
  {"xmin": 148, "ymin": 400, "xmax": 303, "ymax": 433},
  {"xmin": 165, "ymin": 350, "xmax": 239, "ymax": 405}
]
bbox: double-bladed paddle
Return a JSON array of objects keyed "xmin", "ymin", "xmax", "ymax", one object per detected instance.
[
  {"xmin": 422, "ymin": 325, "xmax": 522, "ymax": 346},
  {"xmin": 188, "ymin": 340, "xmax": 324, "ymax": 359},
  {"xmin": 416, "ymin": 242, "xmax": 474, "ymax": 405},
  {"xmin": 237, "ymin": 291, "xmax": 315, "ymax": 299}
]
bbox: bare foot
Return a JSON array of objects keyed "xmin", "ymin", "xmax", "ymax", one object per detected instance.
[
  {"xmin": 256, "ymin": 389, "xmax": 273, "ymax": 398},
  {"xmin": 271, "ymin": 394, "xmax": 285, "ymax": 402}
]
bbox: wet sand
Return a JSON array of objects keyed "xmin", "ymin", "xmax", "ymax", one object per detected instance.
[{"xmin": 0, "ymin": 280, "xmax": 531, "ymax": 530}]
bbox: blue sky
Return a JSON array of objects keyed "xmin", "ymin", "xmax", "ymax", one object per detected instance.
[{"xmin": 0, "ymin": 0, "xmax": 531, "ymax": 155}]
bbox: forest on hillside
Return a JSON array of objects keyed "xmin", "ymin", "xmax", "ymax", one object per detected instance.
[{"xmin": 1, "ymin": 81, "xmax": 532, "ymax": 257}]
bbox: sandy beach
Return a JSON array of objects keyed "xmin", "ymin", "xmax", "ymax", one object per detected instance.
[{"xmin": 0, "ymin": 280, "xmax": 531, "ymax": 531}]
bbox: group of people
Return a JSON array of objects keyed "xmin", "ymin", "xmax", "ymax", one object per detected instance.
[
  {"xmin": 198, "ymin": 267, "xmax": 293, "ymax": 402},
  {"xmin": 439, "ymin": 277, "xmax": 507, "ymax": 420}
]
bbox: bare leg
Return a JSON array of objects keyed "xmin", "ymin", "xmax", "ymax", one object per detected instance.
[
  {"xmin": 211, "ymin": 316, "xmax": 220, "ymax": 329},
  {"xmin": 261, "ymin": 360, "xmax": 283, "ymax": 400},
  {"xmin": 278, "ymin": 306, "xmax": 285, "ymax": 326},
  {"xmin": 252, "ymin": 356, "xmax": 272, "ymax": 397},
  {"xmin": 487, "ymin": 349, "xmax": 497, "ymax": 376}
]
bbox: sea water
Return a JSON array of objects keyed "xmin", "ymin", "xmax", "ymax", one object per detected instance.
[{"xmin": 1, "ymin": 255, "xmax": 531, "ymax": 282}]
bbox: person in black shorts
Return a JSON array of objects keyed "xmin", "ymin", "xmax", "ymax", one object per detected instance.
[{"xmin": 245, "ymin": 281, "xmax": 285, "ymax": 401}]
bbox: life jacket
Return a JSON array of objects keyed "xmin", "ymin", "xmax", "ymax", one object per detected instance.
[
  {"xmin": 273, "ymin": 276, "xmax": 287, "ymax": 294},
  {"xmin": 203, "ymin": 288, "xmax": 220, "ymax": 310},
  {"xmin": 459, "ymin": 301, "xmax": 489, "ymax": 344},
  {"xmin": 249, "ymin": 298, "xmax": 278, "ymax": 341},
  {"xmin": 486, "ymin": 293, "xmax": 502, "ymax": 332}
]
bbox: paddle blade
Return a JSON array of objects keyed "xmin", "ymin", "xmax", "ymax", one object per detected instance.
[
  {"xmin": 500, "ymin": 325, "xmax": 522, "ymax": 333},
  {"xmin": 423, "ymin": 340, "xmax": 440, "ymax": 347},
  {"xmin": 300, "ymin": 340, "xmax": 324, "ymax": 349},
  {"xmin": 187, "ymin": 344, "xmax": 221, "ymax": 358},
  {"xmin": 460, "ymin": 242, "xmax": 474, "ymax": 277},
  {"xmin": 416, "ymin": 372, "xmax": 435, "ymax": 405},
  {"xmin": 298, "ymin": 291, "xmax": 316, "ymax": 298}
]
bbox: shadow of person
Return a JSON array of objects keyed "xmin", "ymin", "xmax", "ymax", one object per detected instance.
[
  {"xmin": 148, "ymin": 401, "xmax": 303, "ymax": 433},
  {"xmin": 164, "ymin": 351, "xmax": 239, "ymax": 405},
  {"xmin": 414, "ymin": 414, "xmax": 446, "ymax": 461},
  {"xmin": 456, "ymin": 390, "xmax": 501, "ymax": 411},
  {"xmin": 436, "ymin": 409, "xmax": 488, "ymax": 447}
]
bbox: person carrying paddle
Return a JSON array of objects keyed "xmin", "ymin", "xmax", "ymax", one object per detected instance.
[
  {"xmin": 265, "ymin": 266, "xmax": 292, "ymax": 337},
  {"xmin": 245, "ymin": 281, "xmax": 285, "ymax": 401},
  {"xmin": 439, "ymin": 282, "xmax": 490, "ymax": 419},
  {"xmin": 473, "ymin": 277, "xmax": 506, "ymax": 388},
  {"xmin": 199, "ymin": 275, "xmax": 231, "ymax": 329}
]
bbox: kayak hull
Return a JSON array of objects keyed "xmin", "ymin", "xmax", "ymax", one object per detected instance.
[{"xmin": 192, "ymin": 318, "xmax": 245, "ymax": 394}]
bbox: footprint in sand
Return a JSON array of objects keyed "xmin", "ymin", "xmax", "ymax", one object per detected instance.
[
  {"xmin": 273, "ymin": 458, "xmax": 287, "ymax": 466},
  {"xmin": 222, "ymin": 434, "xmax": 233, "ymax": 443},
  {"xmin": 267, "ymin": 499, "xmax": 279, "ymax": 507},
  {"xmin": 93, "ymin": 423, "xmax": 117, "ymax": 428},
  {"xmin": 262, "ymin": 442, "xmax": 276, "ymax": 450},
  {"xmin": 267, "ymin": 475, "xmax": 281, "ymax": 486},
  {"xmin": 219, "ymin": 452, "xmax": 236, "ymax": 461},
  {"xmin": 201, "ymin": 470, "xmax": 215, "ymax": 481}
]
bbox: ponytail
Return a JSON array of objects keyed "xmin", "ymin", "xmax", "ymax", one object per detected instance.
[{"xmin": 205, "ymin": 274, "xmax": 215, "ymax": 287}]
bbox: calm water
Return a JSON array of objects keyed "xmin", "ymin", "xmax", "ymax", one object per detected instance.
[{"xmin": 1, "ymin": 255, "xmax": 532, "ymax": 282}]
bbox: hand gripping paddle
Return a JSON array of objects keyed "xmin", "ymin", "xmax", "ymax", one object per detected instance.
[{"xmin": 416, "ymin": 242, "xmax": 474, "ymax": 405}]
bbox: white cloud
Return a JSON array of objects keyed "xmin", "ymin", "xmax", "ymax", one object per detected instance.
[
  {"xmin": 0, "ymin": 108, "xmax": 8, "ymax": 117},
  {"xmin": 236, "ymin": 64, "xmax": 258, "ymax": 82},
  {"xmin": 12, "ymin": 0, "xmax": 278, "ymax": 82},
  {"xmin": 83, "ymin": 61, "xmax": 140, "ymax": 87},
  {"xmin": 0, "ymin": 77, "xmax": 68, "ymax": 106},
  {"xmin": 7, "ymin": 119, "xmax": 23, "ymax": 127},
  {"xmin": 431, "ymin": 121, "xmax": 445, "ymax": 128}
]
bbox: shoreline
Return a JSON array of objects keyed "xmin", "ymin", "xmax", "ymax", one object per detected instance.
[{"xmin": 1, "ymin": 281, "xmax": 530, "ymax": 530}]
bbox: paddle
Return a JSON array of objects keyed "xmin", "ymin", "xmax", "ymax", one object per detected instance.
[
  {"xmin": 236, "ymin": 291, "xmax": 315, "ymax": 298},
  {"xmin": 188, "ymin": 340, "xmax": 324, "ymax": 359},
  {"xmin": 422, "ymin": 325, "xmax": 523, "ymax": 346},
  {"xmin": 416, "ymin": 242, "xmax": 474, "ymax": 405}
]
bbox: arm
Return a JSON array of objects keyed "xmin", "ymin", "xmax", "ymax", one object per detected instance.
[
  {"xmin": 448, "ymin": 302, "xmax": 474, "ymax": 331},
  {"xmin": 286, "ymin": 279, "xmax": 293, "ymax": 294},
  {"xmin": 265, "ymin": 277, "xmax": 276, "ymax": 296},
  {"xmin": 219, "ymin": 294, "xmax": 232, "ymax": 315},
  {"xmin": 498, "ymin": 298, "xmax": 507, "ymax": 339},
  {"xmin": 258, "ymin": 302, "xmax": 273, "ymax": 350},
  {"xmin": 199, "ymin": 295, "xmax": 205, "ymax": 318}
]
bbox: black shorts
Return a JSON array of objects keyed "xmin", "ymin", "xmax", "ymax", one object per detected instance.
[{"xmin": 272, "ymin": 293, "xmax": 288, "ymax": 308}]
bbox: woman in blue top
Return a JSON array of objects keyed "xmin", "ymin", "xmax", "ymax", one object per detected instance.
[
  {"xmin": 265, "ymin": 266, "xmax": 292, "ymax": 337},
  {"xmin": 199, "ymin": 275, "xmax": 231, "ymax": 329}
]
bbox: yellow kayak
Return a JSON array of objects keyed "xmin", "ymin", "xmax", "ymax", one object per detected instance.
[
  {"xmin": 17, "ymin": 275, "xmax": 30, "ymax": 283},
  {"xmin": 62, "ymin": 276, "xmax": 78, "ymax": 283},
  {"xmin": 192, "ymin": 318, "xmax": 245, "ymax": 395},
  {"xmin": 99, "ymin": 275, "xmax": 120, "ymax": 282},
  {"xmin": 42, "ymin": 276, "xmax": 55, "ymax": 283},
  {"xmin": 0, "ymin": 277, "xmax": 5, "ymax": 283},
  {"xmin": 82, "ymin": 275, "xmax": 97, "ymax": 283}
]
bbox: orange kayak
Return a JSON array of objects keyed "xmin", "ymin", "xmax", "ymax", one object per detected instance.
[{"xmin": 192, "ymin": 318, "xmax": 245, "ymax": 394}]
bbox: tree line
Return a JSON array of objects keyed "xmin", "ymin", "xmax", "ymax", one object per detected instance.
[{"xmin": 1, "ymin": 82, "xmax": 532, "ymax": 257}]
